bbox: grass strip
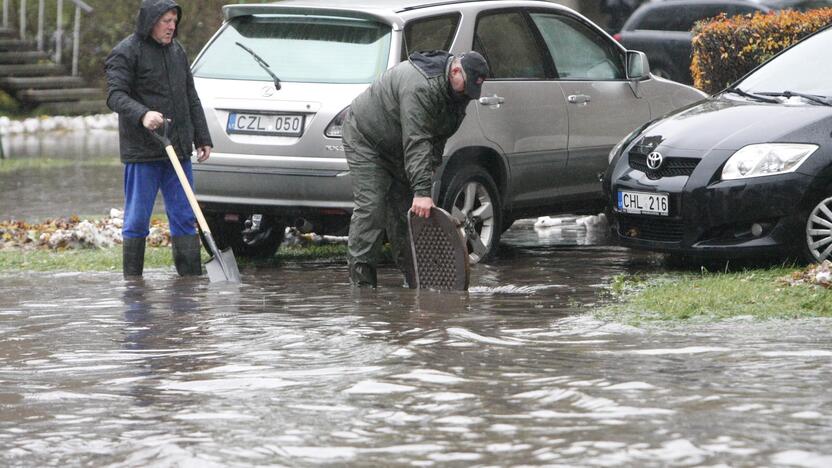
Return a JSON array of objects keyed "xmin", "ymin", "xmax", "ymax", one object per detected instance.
[
  {"xmin": 0, "ymin": 158, "xmax": 119, "ymax": 173},
  {"xmin": 597, "ymin": 267, "xmax": 832, "ymax": 324},
  {"xmin": 0, "ymin": 243, "xmax": 347, "ymax": 272}
]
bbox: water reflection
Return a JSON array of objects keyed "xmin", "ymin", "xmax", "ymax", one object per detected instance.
[
  {"xmin": 2, "ymin": 132, "xmax": 832, "ymax": 466},
  {"xmin": 0, "ymin": 131, "xmax": 122, "ymax": 221},
  {"xmin": 1, "ymin": 227, "xmax": 831, "ymax": 466}
]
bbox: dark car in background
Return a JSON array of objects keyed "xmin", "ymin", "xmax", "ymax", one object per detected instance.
[
  {"xmin": 604, "ymin": 25, "xmax": 832, "ymax": 262},
  {"xmin": 614, "ymin": 0, "xmax": 832, "ymax": 84}
]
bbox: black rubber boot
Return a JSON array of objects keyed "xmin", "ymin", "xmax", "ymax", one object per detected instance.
[
  {"xmin": 349, "ymin": 262, "xmax": 378, "ymax": 288},
  {"xmin": 122, "ymin": 237, "xmax": 146, "ymax": 278},
  {"xmin": 172, "ymin": 234, "xmax": 202, "ymax": 276}
]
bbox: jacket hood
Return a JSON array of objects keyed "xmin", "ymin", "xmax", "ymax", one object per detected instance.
[
  {"xmin": 408, "ymin": 50, "xmax": 452, "ymax": 79},
  {"xmin": 136, "ymin": 0, "xmax": 181, "ymax": 40},
  {"xmin": 642, "ymin": 96, "xmax": 832, "ymax": 153}
]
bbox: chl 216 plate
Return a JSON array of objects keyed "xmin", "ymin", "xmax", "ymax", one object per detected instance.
[
  {"xmin": 618, "ymin": 190, "xmax": 669, "ymax": 216},
  {"xmin": 227, "ymin": 112, "xmax": 305, "ymax": 137}
]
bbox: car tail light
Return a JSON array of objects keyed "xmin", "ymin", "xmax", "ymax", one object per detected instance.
[
  {"xmin": 325, "ymin": 106, "xmax": 350, "ymax": 138},
  {"xmin": 613, "ymin": 33, "xmax": 622, "ymax": 42}
]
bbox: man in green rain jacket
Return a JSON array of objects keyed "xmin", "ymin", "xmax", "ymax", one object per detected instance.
[{"xmin": 342, "ymin": 50, "xmax": 489, "ymax": 288}]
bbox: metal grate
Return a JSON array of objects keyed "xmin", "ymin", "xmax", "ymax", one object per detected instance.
[
  {"xmin": 629, "ymin": 151, "xmax": 699, "ymax": 178},
  {"xmin": 618, "ymin": 215, "xmax": 685, "ymax": 242},
  {"xmin": 412, "ymin": 222, "xmax": 460, "ymax": 290}
]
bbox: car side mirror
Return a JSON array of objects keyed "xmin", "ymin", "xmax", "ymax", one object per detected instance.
[{"xmin": 626, "ymin": 50, "xmax": 650, "ymax": 81}]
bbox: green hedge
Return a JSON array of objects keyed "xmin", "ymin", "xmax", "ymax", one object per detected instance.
[{"xmin": 691, "ymin": 8, "xmax": 832, "ymax": 94}]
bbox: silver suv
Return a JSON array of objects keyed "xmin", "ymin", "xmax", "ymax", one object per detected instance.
[{"xmin": 191, "ymin": 0, "xmax": 705, "ymax": 262}]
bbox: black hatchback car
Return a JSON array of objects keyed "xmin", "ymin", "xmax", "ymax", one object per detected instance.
[
  {"xmin": 615, "ymin": 0, "xmax": 832, "ymax": 84},
  {"xmin": 604, "ymin": 25, "xmax": 832, "ymax": 262}
]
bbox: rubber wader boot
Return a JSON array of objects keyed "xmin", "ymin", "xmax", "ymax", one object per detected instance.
[
  {"xmin": 350, "ymin": 262, "xmax": 378, "ymax": 288},
  {"xmin": 172, "ymin": 234, "xmax": 203, "ymax": 276},
  {"xmin": 123, "ymin": 237, "xmax": 146, "ymax": 278}
]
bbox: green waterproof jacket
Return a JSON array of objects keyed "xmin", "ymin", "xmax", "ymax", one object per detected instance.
[{"xmin": 342, "ymin": 51, "xmax": 470, "ymax": 197}]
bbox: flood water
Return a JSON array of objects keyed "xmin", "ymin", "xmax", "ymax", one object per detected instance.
[
  {"xmin": 2, "ymin": 132, "xmax": 832, "ymax": 466},
  {"xmin": 0, "ymin": 131, "xmax": 124, "ymax": 221}
]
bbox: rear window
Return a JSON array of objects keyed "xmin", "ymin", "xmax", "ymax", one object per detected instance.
[
  {"xmin": 192, "ymin": 15, "xmax": 391, "ymax": 84},
  {"xmin": 401, "ymin": 13, "xmax": 460, "ymax": 60}
]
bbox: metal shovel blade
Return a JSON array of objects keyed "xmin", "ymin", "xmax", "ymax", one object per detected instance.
[{"xmin": 205, "ymin": 247, "xmax": 241, "ymax": 284}]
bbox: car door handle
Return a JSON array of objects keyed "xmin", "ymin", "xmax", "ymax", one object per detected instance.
[
  {"xmin": 478, "ymin": 94, "xmax": 505, "ymax": 108},
  {"xmin": 567, "ymin": 94, "xmax": 591, "ymax": 104}
]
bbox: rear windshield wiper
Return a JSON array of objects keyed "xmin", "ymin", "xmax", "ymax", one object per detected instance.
[
  {"xmin": 723, "ymin": 87, "xmax": 779, "ymax": 103},
  {"xmin": 757, "ymin": 90, "xmax": 832, "ymax": 106},
  {"xmin": 235, "ymin": 41, "xmax": 281, "ymax": 91}
]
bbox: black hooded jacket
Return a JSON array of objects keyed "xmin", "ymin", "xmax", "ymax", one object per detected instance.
[{"xmin": 105, "ymin": 0, "xmax": 211, "ymax": 163}]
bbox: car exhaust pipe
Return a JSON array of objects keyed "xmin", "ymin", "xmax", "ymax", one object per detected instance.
[{"xmin": 295, "ymin": 218, "xmax": 314, "ymax": 234}]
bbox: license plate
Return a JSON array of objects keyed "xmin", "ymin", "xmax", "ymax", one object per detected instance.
[
  {"xmin": 226, "ymin": 112, "xmax": 305, "ymax": 137},
  {"xmin": 617, "ymin": 190, "xmax": 669, "ymax": 216}
]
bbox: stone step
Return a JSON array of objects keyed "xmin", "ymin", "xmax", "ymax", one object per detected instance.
[
  {"xmin": 0, "ymin": 63, "xmax": 65, "ymax": 77},
  {"xmin": 0, "ymin": 75, "xmax": 86, "ymax": 91},
  {"xmin": 18, "ymin": 87, "xmax": 104, "ymax": 104},
  {"xmin": 0, "ymin": 50, "xmax": 50, "ymax": 64},
  {"xmin": 0, "ymin": 39, "xmax": 37, "ymax": 50},
  {"xmin": 35, "ymin": 99, "xmax": 110, "ymax": 116}
]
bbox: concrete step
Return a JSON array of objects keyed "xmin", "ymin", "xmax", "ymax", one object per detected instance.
[
  {"xmin": 0, "ymin": 63, "xmax": 65, "ymax": 77},
  {"xmin": 0, "ymin": 50, "xmax": 50, "ymax": 64},
  {"xmin": 22, "ymin": 88, "xmax": 103, "ymax": 104},
  {"xmin": 35, "ymin": 99, "xmax": 110, "ymax": 116},
  {"xmin": 18, "ymin": 87, "xmax": 104, "ymax": 104},
  {"xmin": 0, "ymin": 39, "xmax": 36, "ymax": 50},
  {"xmin": 0, "ymin": 75, "xmax": 86, "ymax": 91}
]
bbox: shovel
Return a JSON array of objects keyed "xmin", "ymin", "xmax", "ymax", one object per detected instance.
[{"xmin": 149, "ymin": 120, "xmax": 241, "ymax": 283}]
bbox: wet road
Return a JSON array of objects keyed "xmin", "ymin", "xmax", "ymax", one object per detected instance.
[
  {"xmin": 2, "ymin": 227, "xmax": 832, "ymax": 466},
  {"xmin": 2, "ymin": 132, "xmax": 832, "ymax": 466}
]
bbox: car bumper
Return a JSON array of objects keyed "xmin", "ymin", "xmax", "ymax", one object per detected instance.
[
  {"xmin": 607, "ymin": 171, "xmax": 814, "ymax": 257},
  {"xmin": 194, "ymin": 162, "xmax": 354, "ymax": 209},
  {"xmin": 193, "ymin": 161, "xmax": 354, "ymax": 234}
]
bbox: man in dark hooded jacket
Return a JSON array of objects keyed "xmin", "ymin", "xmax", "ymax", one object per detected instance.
[
  {"xmin": 105, "ymin": 0, "xmax": 212, "ymax": 278},
  {"xmin": 342, "ymin": 50, "xmax": 489, "ymax": 288}
]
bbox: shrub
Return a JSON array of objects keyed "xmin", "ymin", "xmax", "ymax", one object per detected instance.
[{"xmin": 691, "ymin": 8, "xmax": 832, "ymax": 94}]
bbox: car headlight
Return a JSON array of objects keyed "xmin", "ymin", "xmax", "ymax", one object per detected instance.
[{"xmin": 721, "ymin": 143, "xmax": 818, "ymax": 180}]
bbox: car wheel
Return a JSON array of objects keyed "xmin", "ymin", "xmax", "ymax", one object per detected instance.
[
  {"xmin": 204, "ymin": 214, "xmax": 285, "ymax": 259},
  {"xmin": 441, "ymin": 166, "xmax": 502, "ymax": 264},
  {"xmin": 803, "ymin": 196, "xmax": 832, "ymax": 263}
]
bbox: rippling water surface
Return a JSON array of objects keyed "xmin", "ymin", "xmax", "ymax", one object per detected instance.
[
  {"xmin": 0, "ymin": 131, "xmax": 123, "ymax": 221},
  {"xmin": 2, "ymin": 224, "xmax": 832, "ymax": 466},
  {"xmin": 2, "ymin": 133, "xmax": 832, "ymax": 466}
]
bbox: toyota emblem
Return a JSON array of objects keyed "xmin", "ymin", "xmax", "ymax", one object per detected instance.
[{"xmin": 646, "ymin": 151, "xmax": 664, "ymax": 170}]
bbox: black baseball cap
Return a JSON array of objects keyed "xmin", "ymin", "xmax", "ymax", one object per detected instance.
[{"xmin": 457, "ymin": 51, "xmax": 489, "ymax": 99}]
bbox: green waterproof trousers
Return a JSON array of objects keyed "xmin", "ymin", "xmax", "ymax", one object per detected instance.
[{"xmin": 345, "ymin": 144, "xmax": 413, "ymax": 288}]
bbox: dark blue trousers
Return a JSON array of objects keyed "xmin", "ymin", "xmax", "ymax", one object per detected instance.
[{"xmin": 123, "ymin": 160, "xmax": 196, "ymax": 239}]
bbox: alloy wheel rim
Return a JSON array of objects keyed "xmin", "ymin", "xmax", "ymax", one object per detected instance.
[
  {"xmin": 450, "ymin": 180, "xmax": 495, "ymax": 264},
  {"xmin": 806, "ymin": 196, "xmax": 832, "ymax": 262}
]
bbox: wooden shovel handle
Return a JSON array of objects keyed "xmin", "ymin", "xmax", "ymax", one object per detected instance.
[{"xmin": 164, "ymin": 145, "xmax": 212, "ymax": 236}]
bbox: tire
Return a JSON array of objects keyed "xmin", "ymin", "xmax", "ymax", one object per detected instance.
[
  {"xmin": 203, "ymin": 214, "xmax": 285, "ymax": 259},
  {"xmin": 803, "ymin": 196, "xmax": 832, "ymax": 263},
  {"xmin": 440, "ymin": 165, "xmax": 502, "ymax": 264}
]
